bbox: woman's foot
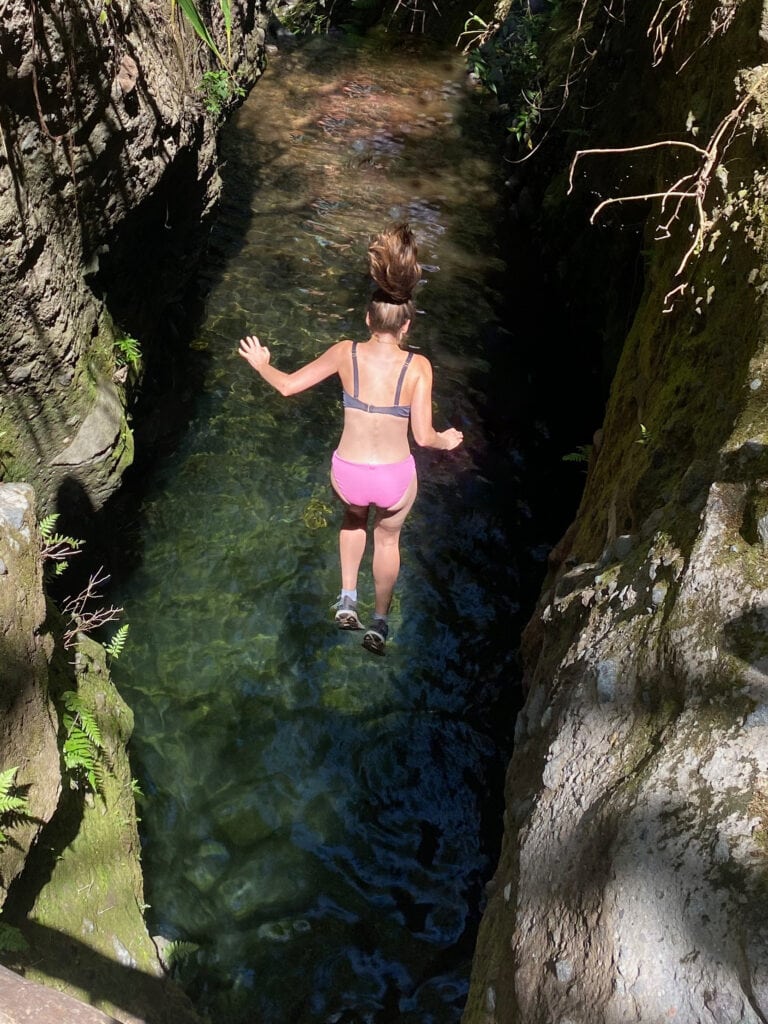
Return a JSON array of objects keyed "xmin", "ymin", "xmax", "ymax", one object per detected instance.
[
  {"xmin": 362, "ymin": 618, "xmax": 388, "ymax": 655},
  {"xmin": 333, "ymin": 594, "xmax": 363, "ymax": 630}
]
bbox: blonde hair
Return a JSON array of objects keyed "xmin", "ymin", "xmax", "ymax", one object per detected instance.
[{"xmin": 366, "ymin": 224, "xmax": 421, "ymax": 336}]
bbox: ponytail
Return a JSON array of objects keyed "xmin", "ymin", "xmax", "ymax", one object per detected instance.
[{"xmin": 366, "ymin": 224, "xmax": 421, "ymax": 336}]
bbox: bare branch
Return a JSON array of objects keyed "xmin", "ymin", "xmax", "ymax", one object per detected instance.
[
  {"xmin": 588, "ymin": 189, "xmax": 694, "ymax": 224},
  {"xmin": 61, "ymin": 569, "xmax": 124, "ymax": 650},
  {"xmin": 41, "ymin": 539, "xmax": 82, "ymax": 564},
  {"xmin": 568, "ymin": 139, "xmax": 708, "ymax": 194},
  {"xmin": 566, "ymin": 74, "xmax": 760, "ymax": 311}
]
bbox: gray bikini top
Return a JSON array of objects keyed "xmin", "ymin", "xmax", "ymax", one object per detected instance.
[{"xmin": 342, "ymin": 341, "xmax": 413, "ymax": 419}]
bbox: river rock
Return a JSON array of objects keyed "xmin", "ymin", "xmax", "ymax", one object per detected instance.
[
  {"xmin": 214, "ymin": 788, "xmax": 279, "ymax": 847},
  {"xmin": 218, "ymin": 843, "xmax": 313, "ymax": 919}
]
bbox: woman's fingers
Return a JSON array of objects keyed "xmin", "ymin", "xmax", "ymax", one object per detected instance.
[
  {"xmin": 238, "ymin": 335, "xmax": 270, "ymax": 365},
  {"xmin": 238, "ymin": 334, "xmax": 260, "ymax": 353}
]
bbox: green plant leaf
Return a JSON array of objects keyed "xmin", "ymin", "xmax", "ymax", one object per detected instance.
[
  {"xmin": 115, "ymin": 336, "xmax": 142, "ymax": 369},
  {"xmin": 39, "ymin": 514, "xmax": 59, "ymax": 542},
  {"xmin": 105, "ymin": 624, "xmax": 130, "ymax": 660},
  {"xmin": 218, "ymin": 0, "xmax": 232, "ymax": 63},
  {"xmin": 0, "ymin": 766, "xmax": 20, "ymax": 794},
  {"xmin": 0, "ymin": 767, "xmax": 30, "ymax": 845},
  {"xmin": 177, "ymin": 0, "xmax": 223, "ymax": 62},
  {"xmin": 62, "ymin": 692, "xmax": 103, "ymax": 748},
  {"xmin": 166, "ymin": 939, "xmax": 199, "ymax": 967}
]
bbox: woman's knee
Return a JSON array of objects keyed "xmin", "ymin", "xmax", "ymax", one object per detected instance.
[{"xmin": 373, "ymin": 520, "xmax": 402, "ymax": 548}]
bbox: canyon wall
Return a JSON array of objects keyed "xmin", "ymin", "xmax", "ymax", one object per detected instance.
[
  {"xmin": 0, "ymin": 3, "xmax": 271, "ymax": 1018},
  {"xmin": 464, "ymin": 1, "xmax": 768, "ymax": 1021},
  {"xmin": 0, "ymin": 0, "xmax": 269, "ymax": 510}
]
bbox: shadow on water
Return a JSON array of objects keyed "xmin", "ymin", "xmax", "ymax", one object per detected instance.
[{"xmin": 95, "ymin": 23, "xmax": 598, "ymax": 1024}]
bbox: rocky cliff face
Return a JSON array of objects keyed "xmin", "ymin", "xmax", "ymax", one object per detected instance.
[
  {"xmin": 0, "ymin": 4, "xmax": 270, "ymax": 1017},
  {"xmin": 0, "ymin": 482, "xmax": 202, "ymax": 1022},
  {"xmin": 464, "ymin": 1, "xmax": 768, "ymax": 1020},
  {"xmin": 0, "ymin": 484, "xmax": 60, "ymax": 904},
  {"xmin": 0, "ymin": 0, "xmax": 269, "ymax": 510}
]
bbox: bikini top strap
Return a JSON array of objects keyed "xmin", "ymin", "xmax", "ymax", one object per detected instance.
[
  {"xmin": 351, "ymin": 341, "xmax": 359, "ymax": 399},
  {"xmin": 393, "ymin": 351, "xmax": 414, "ymax": 406}
]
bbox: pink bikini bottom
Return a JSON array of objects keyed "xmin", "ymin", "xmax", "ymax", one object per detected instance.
[{"xmin": 331, "ymin": 451, "xmax": 416, "ymax": 509}]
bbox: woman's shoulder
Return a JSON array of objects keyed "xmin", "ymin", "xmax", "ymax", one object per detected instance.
[
  {"xmin": 328, "ymin": 338, "xmax": 354, "ymax": 359},
  {"xmin": 407, "ymin": 350, "xmax": 433, "ymax": 375}
]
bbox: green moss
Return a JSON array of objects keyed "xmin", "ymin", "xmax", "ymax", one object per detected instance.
[
  {"xmin": 3, "ymin": 637, "xmax": 203, "ymax": 1023},
  {"xmin": 0, "ymin": 411, "xmax": 32, "ymax": 484}
]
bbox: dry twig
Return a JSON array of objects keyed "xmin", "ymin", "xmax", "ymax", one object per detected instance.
[
  {"xmin": 568, "ymin": 88, "xmax": 755, "ymax": 306},
  {"xmin": 62, "ymin": 569, "xmax": 123, "ymax": 650}
]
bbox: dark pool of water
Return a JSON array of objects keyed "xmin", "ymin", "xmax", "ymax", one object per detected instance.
[{"xmin": 109, "ymin": 25, "xmax": 564, "ymax": 1024}]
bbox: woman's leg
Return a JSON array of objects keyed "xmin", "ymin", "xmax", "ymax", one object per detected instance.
[
  {"xmin": 331, "ymin": 470, "xmax": 369, "ymax": 592},
  {"xmin": 371, "ymin": 474, "xmax": 418, "ymax": 617},
  {"xmin": 339, "ymin": 504, "xmax": 368, "ymax": 591}
]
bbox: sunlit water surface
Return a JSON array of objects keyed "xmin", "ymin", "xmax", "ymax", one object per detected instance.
[{"xmin": 112, "ymin": 26, "xmax": 535, "ymax": 1024}]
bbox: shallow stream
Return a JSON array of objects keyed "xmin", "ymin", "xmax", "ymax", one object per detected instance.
[{"xmin": 111, "ymin": 24, "xmax": 559, "ymax": 1023}]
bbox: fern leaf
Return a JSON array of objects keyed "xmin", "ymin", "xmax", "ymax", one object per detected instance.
[
  {"xmin": 0, "ymin": 795, "xmax": 28, "ymax": 815},
  {"xmin": 105, "ymin": 624, "xmax": 129, "ymax": 660},
  {"xmin": 166, "ymin": 940, "xmax": 199, "ymax": 967},
  {"xmin": 0, "ymin": 767, "xmax": 19, "ymax": 795},
  {"xmin": 39, "ymin": 514, "xmax": 59, "ymax": 542},
  {"xmin": 62, "ymin": 692, "xmax": 102, "ymax": 748},
  {"xmin": 0, "ymin": 767, "xmax": 30, "ymax": 841},
  {"xmin": 63, "ymin": 729, "xmax": 95, "ymax": 758}
]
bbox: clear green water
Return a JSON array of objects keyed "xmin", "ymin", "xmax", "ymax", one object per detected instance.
[{"xmin": 112, "ymin": 26, "xmax": 523, "ymax": 1024}]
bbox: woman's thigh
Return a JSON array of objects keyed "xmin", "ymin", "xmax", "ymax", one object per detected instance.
[{"xmin": 375, "ymin": 473, "xmax": 418, "ymax": 532}]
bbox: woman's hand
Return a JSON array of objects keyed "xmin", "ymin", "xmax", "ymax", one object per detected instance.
[
  {"xmin": 238, "ymin": 335, "xmax": 271, "ymax": 371},
  {"xmin": 439, "ymin": 427, "xmax": 464, "ymax": 450}
]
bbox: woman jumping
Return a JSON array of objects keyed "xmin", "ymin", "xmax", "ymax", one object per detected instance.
[{"xmin": 238, "ymin": 223, "xmax": 463, "ymax": 655}]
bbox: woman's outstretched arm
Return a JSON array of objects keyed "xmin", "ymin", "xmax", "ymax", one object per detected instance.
[
  {"xmin": 238, "ymin": 335, "xmax": 346, "ymax": 396},
  {"xmin": 409, "ymin": 356, "xmax": 463, "ymax": 451}
]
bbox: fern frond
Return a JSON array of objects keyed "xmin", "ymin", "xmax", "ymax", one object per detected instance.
[
  {"xmin": 0, "ymin": 795, "xmax": 28, "ymax": 815},
  {"xmin": 0, "ymin": 766, "xmax": 19, "ymax": 795},
  {"xmin": 63, "ymin": 725, "xmax": 104, "ymax": 795},
  {"xmin": 0, "ymin": 767, "xmax": 30, "ymax": 844},
  {"xmin": 166, "ymin": 940, "xmax": 200, "ymax": 967},
  {"xmin": 62, "ymin": 692, "xmax": 102, "ymax": 748},
  {"xmin": 39, "ymin": 514, "xmax": 59, "ymax": 542},
  {"xmin": 63, "ymin": 730, "xmax": 96, "ymax": 761},
  {"xmin": 105, "ymin": 624, "xmax": 130, "ymax": 660}
]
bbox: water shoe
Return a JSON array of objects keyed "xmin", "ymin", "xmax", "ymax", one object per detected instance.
[
  {"xmin": 333, "ymin": 594, "xmax": 363, "ymax": 630},
  {"xmin": 362, "ymin": 618, "xmax": 388, "ymax": 655}
]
